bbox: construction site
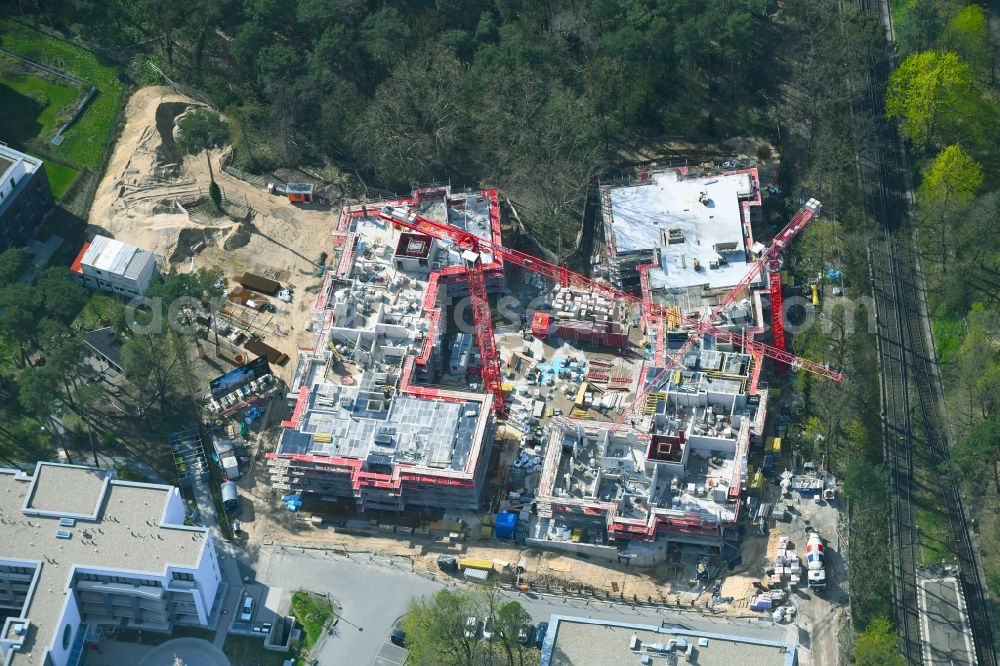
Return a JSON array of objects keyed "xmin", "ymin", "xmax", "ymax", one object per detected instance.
[
  {"xmin": 89, "ymin": 97, "xmax": 847, "ymax": 659},
  {"xmin": 244, "ymin": 163, "xmax": 838, "ymax": 558}
]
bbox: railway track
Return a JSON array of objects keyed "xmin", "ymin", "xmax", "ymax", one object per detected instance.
[{"xmin": 856, "ymin": 0, "xmax": 997, "ymax": 662}]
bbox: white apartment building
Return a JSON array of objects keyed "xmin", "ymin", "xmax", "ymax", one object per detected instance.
[
  {"xmin": 0, "ymin": 144, "xmax": 52, "ymax": 253},
  {"xmin": 70, "ymin": 235, "xmax": 158, "ymax": 298},
  {"xmin": 0, "ymin": 463, "xmax": 222, "ymax": 666}
]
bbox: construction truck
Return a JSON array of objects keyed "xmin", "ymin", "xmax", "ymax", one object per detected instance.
[{"xmin": 805, "ymin": 530, "xmax": 826, "ymax": 590}]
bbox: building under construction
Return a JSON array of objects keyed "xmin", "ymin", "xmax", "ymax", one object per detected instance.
[
  {"xmin": 602, "ymin": 167, "xmax": 762, "ymax": 305},
  {"xmin": 529, "ymin": 336, "xmax": 766, "ymax": 561},
  {"xmin": 266, "ymin": 186, "xmax": 502, "ymax": 512},
  {"xmin": 600, "ymin": 167, "xmax": 765, "ymax": 367}
]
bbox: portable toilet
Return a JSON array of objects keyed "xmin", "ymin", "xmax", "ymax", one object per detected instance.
[
  {"xmin": 221, "ymin": 481, "xmax": 239, "ymax": 512},
  {"xmin": 494, "ymin": 511, "xmax": 518, "ymax": 539}
]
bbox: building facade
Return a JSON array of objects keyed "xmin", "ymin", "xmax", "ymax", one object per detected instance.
[
  {"xmin": 0, "ymin": 145, "xmax": 53, "ymax": 253},
  {"xmin": 70, "ymin": 235, "xmax": 158, "ymax": 298},
  {"xmin": 0, "ymin": 463, "xmax": 222, "ymax": 666}
]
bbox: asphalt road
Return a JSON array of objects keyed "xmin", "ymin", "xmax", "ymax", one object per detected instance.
[
  {"xmin": 257, "ymin": 546, "xmax": 794, "ymax": 665},
  {"xmin": 259, "ymin": 547, "xmax": 442, "ymax": 666}
]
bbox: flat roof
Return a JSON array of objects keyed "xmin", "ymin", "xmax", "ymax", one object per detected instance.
[
  {"xmin": 0, "ymin": 145, "xmax": 43, "ymax": 219},
  {"xmin": 24, "ymin": 464, "xmax": 110, "ymax": 517},
  {"xmin": 0, "ymin": 464, "xmax": 209, "ymax": 666},
  {"xmin": 0, "ymin": 144, "xmax": 43, "ymax": 176},
  {"xmin": 608, "ymin": 170, "xmax": 754, "ymax": 290},
  {"xmin": 80, "ymin": 235, "xmax": 154, "ymax": 280},
  {"xmin": 542, "ymin": 616, "xmax": 795, "ymax": 666},
  {"xmin": 278, "ymin": 371, "xmax": 483, "ymax": 472}
]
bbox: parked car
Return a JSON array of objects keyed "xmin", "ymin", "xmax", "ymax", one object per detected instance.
[
  {"xmin": 464, "ymin": 616, "xmax": 480, "ymax": 639},
  {"xmin": 518, "ymin": 624, "xmax": 534, "ymax": 645},
  {"xmin": 533, "ymin": 622, "xmax": 549, "ymax": 648},
  {"xmin": 239, "ymin": 596, "xmax": 254, "ymax": 622},
  {"xmin": 722, "ymin": 160, "xmax": 737, "ymax": 168},
  {"xmin": 390, "ymin": 628, "xmax": 407, "ymax": 647},
  {"xmin": 482, "ymin": 617, "xmax": 494, "ymax": 641}
]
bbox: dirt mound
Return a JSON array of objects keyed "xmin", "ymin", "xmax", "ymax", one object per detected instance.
[
  {"xmin": 169, "ymin": 226, "xmax": 228, "ymax": 264},
  {"xmin": 154, "ymin": 101, "xmax": 194, "ymax": 175},
  {"xmin": 89, "ymin": 85, "xmax": 348, "ymax": 383},
  {"xmin": 223, "ymin": 221, "xmax": 252, "ymax": 251}
]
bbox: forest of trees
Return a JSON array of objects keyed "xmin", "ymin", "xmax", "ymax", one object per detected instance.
[
  {"xmin": 889, "ymin": 2, "xmax": 1000, "ymax": 512},
  {"xmin": 1, "ymin": 0, "xmax": 997, "ymax": 661},
  {"xmin": 5, "ymin": 0, "xmax": 779, "ymax": 254}
]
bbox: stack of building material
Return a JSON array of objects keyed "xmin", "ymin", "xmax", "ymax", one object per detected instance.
[
  {"xmin": 749, "ymin": 589, "xmax": 786, "ymax": 611},
  {"xmin": 608, "ymin": 358, "xmax": 632, "ymax": 390},
  {"xmin": 512, "ymin": 451, "xmax": 542, "ymax": 472}
]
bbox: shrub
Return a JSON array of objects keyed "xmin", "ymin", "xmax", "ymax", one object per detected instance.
[{"xmin": 208, "ymin": 181, "xmax": 222, "ymax": 209}]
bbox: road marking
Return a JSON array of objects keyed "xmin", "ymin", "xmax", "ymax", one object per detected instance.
[{"xmin": 919, "ymin": 579, "xmax": 933, "ymax": 666}]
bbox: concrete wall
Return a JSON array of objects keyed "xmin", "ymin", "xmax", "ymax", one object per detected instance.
[
  {"xmin": 188, "ymin": 537, "xmax": 221, "ymax": 623},
  {"xmin": 524, "ymin": 536, "xmax": 670, "ymax": 567},
  {"xmin": 45, "ymin": 592, "xmax": 82, "ymax": 666},
  {"xmin": 161, "ymin": 488, "xmax": 185, "ymax": 526},
  {"xmin": 525, "ymin": 537, "xmax": 623, "ymax": 565}
]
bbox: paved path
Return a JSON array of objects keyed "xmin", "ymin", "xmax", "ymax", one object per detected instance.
[
  {"xmin": 260, "ymin": 547, "xmax": 443, "ymax": 666},
  {"xmin": 138, "ymin": 638, "xmax": 230, "ymax": 666},
  {"xmin": 212, "ymin": 546, "xmax": 244, "ymax": 649},
  {"xmin": 918, "ymin": 576, "xmax": 977, "ymax": 666}
]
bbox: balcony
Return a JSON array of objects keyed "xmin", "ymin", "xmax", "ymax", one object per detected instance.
[{"xmin": 67, "ymin": 622, "xmax": 89, "ymax": 666}]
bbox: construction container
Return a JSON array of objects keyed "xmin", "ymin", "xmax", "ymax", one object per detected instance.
[
  {"xmin": 494, "ymin": 512, "xmax": 517, "ymax": 539},
  {"xmin": 459, "ymin": 558, "xmax": 494, "ymax": 571},
  {"xmin": 221, "ymin": 481, "xmax": 239, "ymax": 511}
]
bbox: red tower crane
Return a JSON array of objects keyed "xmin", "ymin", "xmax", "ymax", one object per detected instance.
[
  {"xmin": 461, "ymin": 247, "xmax": 506, "ymax": 415},
  {"xmin": 614, "ymin": 198, "xmax": 824, "ymax": 429},
  {"xmin": 377, "ymin": 204, "xmax": 841, "ymax": 417}
]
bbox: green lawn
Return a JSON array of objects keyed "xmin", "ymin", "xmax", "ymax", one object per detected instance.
[
  {"xmin": 43, "ymin": 159, "xmax": 80, "ymax": 199},
  {"xmin": 0, "ymin": 16, "xmax": 125, "ymax": 169},
  {"xmin": 290, "ymin": 590, "xmax": 333, "ymax": 650},
  {"xmin": 222, "ymin": 635, "xmax": 302, "ymax": 666},
  {"xmin": 916, "ymin": 503, "xmax": 953, "ymax": 566},
  {"xmin": 113, "ymin": 625, "xmax": 215, "ymax": 646},
  {"xmin": 0, "ymin": 71, "xmax": 80, "ymax": 142}
]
